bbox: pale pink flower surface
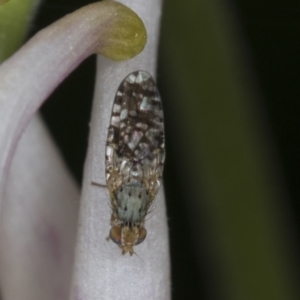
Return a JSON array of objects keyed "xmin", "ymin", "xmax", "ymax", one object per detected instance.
[{"xmin": 0, "ymin": 1, "xmax": 170, "ymax": 300}]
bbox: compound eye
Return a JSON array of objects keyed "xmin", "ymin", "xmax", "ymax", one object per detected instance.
[
  {"xmin": 135, "ymin": 227, "xmax": 147, "ymax": 245},
  {"xmin": 110, "ymin": 227, "xmax": 122, "ymax": 245}
]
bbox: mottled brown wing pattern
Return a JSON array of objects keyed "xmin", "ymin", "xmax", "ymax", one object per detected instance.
[{"xmin": 106, "ymin": 71, "xmax": 165, "ymax": 201}]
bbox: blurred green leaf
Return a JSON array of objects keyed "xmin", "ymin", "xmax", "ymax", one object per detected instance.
[
  {"xmin": 160, "ymin": 0, "xmax": 298, "ymax": 299},
  {"xmin": 0, "ymin": 0, "xmax": 39, "ymax": 62}
]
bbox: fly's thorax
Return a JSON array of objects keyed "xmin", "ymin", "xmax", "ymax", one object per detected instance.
[
  {"xmin": 115, "ymin": 181, "xmax": 149, "ymax": 224},
  {"xmin": 110, "ymin": 225, "xmax": 147, "ymax": 256}
]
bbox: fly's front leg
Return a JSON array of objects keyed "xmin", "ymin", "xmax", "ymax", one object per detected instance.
[
  {"xmin": 107, "ymin": 214, "xmax": 122, "ymax": 242},
  {"xmin": 91, "ymin": 181, "xmax": 107, "ymax": 188},
  {"xmin": 110, "ymin": 213, "xmax": 120, "ymax": 227}
]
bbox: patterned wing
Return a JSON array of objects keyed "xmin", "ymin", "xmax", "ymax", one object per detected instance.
[{"xmin": 105, "ymin": 71, "xmax": 165, "ymax": 200}]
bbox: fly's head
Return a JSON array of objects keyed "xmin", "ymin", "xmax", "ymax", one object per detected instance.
[{"xmin": 109, "ymin": 224, "xmax": 147, "ymax": 256}]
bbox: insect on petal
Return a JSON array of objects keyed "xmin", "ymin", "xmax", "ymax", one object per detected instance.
[{"xmin": 104, "ymin": 71, "xmax": 165, "ymax": 255}]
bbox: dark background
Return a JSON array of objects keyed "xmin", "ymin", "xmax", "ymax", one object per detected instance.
[{"xmin": 30, "ymin": 1, "xmax": 300, "ymax": 299}]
